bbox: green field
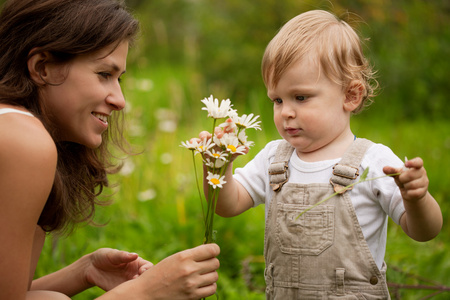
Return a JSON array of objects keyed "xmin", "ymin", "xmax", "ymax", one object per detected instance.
[
  {"xmin": 35, "ymin": 66, "xmax": 450, "ymax": 298},
  {"xmin": 34, "ymin": 0, "xmax": 450, "ymax": 299}
]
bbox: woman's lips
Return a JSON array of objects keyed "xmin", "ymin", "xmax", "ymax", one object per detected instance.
[{"xmin": 92, "ymin": 112, "xmax": 109, "ymax": 124}]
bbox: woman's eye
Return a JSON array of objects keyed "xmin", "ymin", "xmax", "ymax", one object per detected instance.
[
  {"xmin": 98, "ymin": 72, "xmax": 111, "ymax": 79},
  {"xmin": 296, "ymin": 95, "xmax": 307, "ymax": 101}
]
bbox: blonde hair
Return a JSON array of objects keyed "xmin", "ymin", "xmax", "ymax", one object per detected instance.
[{"xmin": 262, "ymin": 10, "xmax": 377, "ymax": 113}]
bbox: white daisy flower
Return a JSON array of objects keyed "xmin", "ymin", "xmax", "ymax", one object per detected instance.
[
  {"xmin": 203, "ymin": 157, "xmax": 227, "ymax": 169},
  {"xmin": 213, "ymin": 132, "xmax": 234, "ymax": 148},
  {"xmin": 180, "ymin": 138, "xmax": 200, "ymax": 150},
  {"xmin": 218, "ymin": 118, "xmax": 237, "ymax": 134},
  {"xmin": 195, "ymin": 138, "xmax": 215, "ymax": 154},
  {"xmin": 206, "ymin": 149, "xmax": 229, "ymax": 161},
  {"xmin": 222, "ymin": 135, "xmax": 247, "ymax": 155},
  {"xmin": 138, "ymin": 189, "xmax": 157, "ymax": 202},
  {"xmin": 231, "ymin": 113, "xmax": 261, "ymax": 130},
  {"xmin": 206, "ymin": 172, "xmax": 226, "ymax": 189},
  {"xmin": 227, "ymin": 109, "xmax": 238, "ymax": 119},
  {"xmin": 238, "ymin": 130, "xmax": 255, "ymax": 148},
  {"xmin": 201, "ymin": 95, "xmax": 233, "ymax": 119}
]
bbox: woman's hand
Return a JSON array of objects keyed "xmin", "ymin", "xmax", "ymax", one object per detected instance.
[
  {"xmin": 85, "ymin": 248, "xmax": 153, "ymax": 291},
  {"xmin": 115, "ymin": 243, "xmax": 220, "ymax": 300}
]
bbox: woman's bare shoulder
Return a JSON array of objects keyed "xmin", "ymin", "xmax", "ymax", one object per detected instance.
[
  {"xmin": 0, "ymin": 110, "xmax": 57, "ymax": 206},
  {"xmin": 0, "ymin": 109, "xmax": 56, "ymax": 163}
]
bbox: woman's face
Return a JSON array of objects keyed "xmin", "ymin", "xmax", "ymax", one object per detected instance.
[{"xmin": 40, "ymin": 41, "xmax": 129, "ymax": 148}]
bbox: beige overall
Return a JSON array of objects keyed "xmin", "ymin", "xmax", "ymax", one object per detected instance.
[{"xmin": 264, "ymin": 139, "xmax": 390, "ymax": 299}]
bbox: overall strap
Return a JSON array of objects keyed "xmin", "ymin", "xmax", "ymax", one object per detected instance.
[
  {"xmin": 330, "ymin": 138, "xmax": 374, "ymax": 194},
  {"xmin": 268, "ymin": 140, "xmax": 295, "ymax": 192}
]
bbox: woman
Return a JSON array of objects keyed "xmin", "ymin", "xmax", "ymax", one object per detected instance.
[{"xmin": 0, "ymin": 0, "xmax": 220, "ymax": 299}]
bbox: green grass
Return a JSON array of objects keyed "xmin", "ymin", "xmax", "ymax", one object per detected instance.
[{"xmin": 35, "ymin": 65, "xmax": 450, "ymax": 299}]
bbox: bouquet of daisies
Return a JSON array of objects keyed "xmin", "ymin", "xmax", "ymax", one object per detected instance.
[{"xmin": 181, "ymin": 95, "xmax": 261, "ymax": 244}]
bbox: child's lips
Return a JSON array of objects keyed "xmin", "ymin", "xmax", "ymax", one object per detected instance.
[{"xmin": 285, "ymin": 127, "xmax": 301, "ymax": 135}]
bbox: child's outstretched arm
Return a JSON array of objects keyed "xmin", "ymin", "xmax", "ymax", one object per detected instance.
[
  {"xmin": 207, "ymin": 161, "xmax": 254, "ymax": 217},
  {"xmin": 383, "ymin": 157, "xmax": 442, "ymax": 242},
  {"xmin": 199, "ymin": 130, "xmax": 254, "ymax": 217}
]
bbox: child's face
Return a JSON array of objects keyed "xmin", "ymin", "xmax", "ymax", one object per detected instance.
[
  {"xmin": 267, "ymin": 56, "xmax": 352, "ymax": 161},
  {"xmin": 40, "ymin": 41, "xmax": 129, "ymax": 148}
]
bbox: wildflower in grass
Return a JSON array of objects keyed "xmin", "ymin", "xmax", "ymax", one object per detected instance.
[
  {"xmin": 160, "ymin": 153, "xmax": 173, "ymax": 164},
  {"xmin": 231, "ymin": 113, "xmax": 261, "ymax": 130},
  {"xmin": 206, "ymin": 172, "xmax": 226, "ymax": 189},
  {"xmin": 138, "ymin": 189, "xmax": 157, "ymax": 202},
  {"xmin": 201, "ymin": 95, "xmax": 233, "ymax": 119},
  {"xmin": 120, "ymin": 158, "xmax": 135, "ymax": 176}
]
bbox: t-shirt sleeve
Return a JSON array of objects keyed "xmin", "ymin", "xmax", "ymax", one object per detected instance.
[
  {"xmin": 234, "ymin": 140, "xmax": 280, "ymax": 207},
  {"xmin": 362, "ymin": 143, "xmax": 406, "ymax": 225}
]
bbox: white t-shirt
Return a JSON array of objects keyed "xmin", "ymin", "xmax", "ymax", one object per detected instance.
[{"xmin": 234, "ymin": 139, "xmax": 406, "ymax": 269}]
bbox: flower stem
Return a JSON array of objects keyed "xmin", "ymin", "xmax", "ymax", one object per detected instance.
[
  {"xmin": 192, "ymin": 151, "xmax": 205, "ymax": 222},
  {"xmin": 296, "ymin": 172, "xmax": 401, "ymax": 218}
]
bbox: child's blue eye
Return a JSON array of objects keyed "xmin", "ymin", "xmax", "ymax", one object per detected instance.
[
  {"xmin": 272, "ymin": 98, "xmax": 282, "ymax": 104},
  {"xmin": 296, "ymin": 95, "xmax": 307, "ymax": 101}
]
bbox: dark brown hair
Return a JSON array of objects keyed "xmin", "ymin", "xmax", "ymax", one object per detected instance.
[{"xmin": 0, "ymin": 0, "xmax": 139, "ymax": 233}]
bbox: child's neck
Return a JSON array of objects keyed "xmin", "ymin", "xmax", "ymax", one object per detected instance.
[{"xmin": 296, "ymin": 132, "xmax": 355, "ymax": 162}]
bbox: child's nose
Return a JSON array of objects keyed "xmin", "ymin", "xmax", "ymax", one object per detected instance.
[{"xmin": 281, "ymin": 102, "xmax": 295, "ymax": 118}]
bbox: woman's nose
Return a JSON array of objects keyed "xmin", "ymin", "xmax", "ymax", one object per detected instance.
[{"xmin": 106, "ymin": 84, "xmax": 126, "ymax": 111}]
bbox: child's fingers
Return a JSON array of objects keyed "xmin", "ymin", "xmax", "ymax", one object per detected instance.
[
  {"xmin": 199, "ymin": 131, "xmax": 212, "ymax": 140},
  {"xmin": 383, "ymin": 166, "xmax": 401, "ymax": 176},
  {"xmin": 404, "ymin": 157, "xmax": 424, "ymax": 169}
]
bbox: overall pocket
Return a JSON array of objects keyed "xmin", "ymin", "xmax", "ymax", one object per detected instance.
[{"xmin": 275, "ymin": 203, "xmax": 334, "ymax": 255}]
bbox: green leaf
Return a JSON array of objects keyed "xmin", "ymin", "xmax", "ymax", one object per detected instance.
[{"xmin": 360, "ymin": 167, "xmax": 369, "ymax": 181}]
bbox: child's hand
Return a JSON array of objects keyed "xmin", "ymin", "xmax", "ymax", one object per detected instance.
[
  {"xmin": 383, "ymin": 157, "xmax": 429, "ymax": 203},
  {"xmin": 196, "ymin": 130, "xmax": 249, "ymax": 162}
]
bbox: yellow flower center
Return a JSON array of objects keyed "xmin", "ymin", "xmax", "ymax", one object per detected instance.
[
  {"xmin": 210, "ymin": 178, "xmax": 221, "ymax": 185},
  {"xmin": 213, "ymin": 153, "xmax": 221, "ymax": 158},
  {"xmin": 227, "ymin": 145, "xmax": 237, "ymax": 152}
]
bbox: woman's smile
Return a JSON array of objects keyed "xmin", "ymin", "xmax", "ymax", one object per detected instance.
[{"xmin": 92, "ymin": 112, "xmax": 109, "ymax": 126}]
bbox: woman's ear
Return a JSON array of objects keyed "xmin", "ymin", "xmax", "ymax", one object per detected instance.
[
  {"xmin": 27, "ymin": 50, "xmax": 65, "ymax": 86},
  {"xmin": 27, "ymin": 50, "xmax": 50, "ymax": 85},
  {"xmin": 343, "ymin": 80, "xmax": 365, "ymax": 112}
]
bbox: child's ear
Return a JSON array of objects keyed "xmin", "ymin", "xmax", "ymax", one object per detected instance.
[
  {"xmin": 27, "ymin": 50, "xmax": 63, "ymax": 85},
  {"xmin": 344, "ymin": 80, "xmax": 365, "ymax": 112}
]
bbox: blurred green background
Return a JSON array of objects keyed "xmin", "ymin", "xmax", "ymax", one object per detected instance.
[{"xmin": 29, "ymin": 0, "xmax": 449, "ymax": 299}]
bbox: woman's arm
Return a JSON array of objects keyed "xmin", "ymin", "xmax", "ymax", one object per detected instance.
[
  {"xmin": 32, "ymin": 244, "xmax": 220, "ymax": 300},
  {"xmin": 0, "ymin": 114, "xmax": 57, "ymax": 300},
  {"xmin": 31, "ymin": 248, "xmax": 153, "ymax": 296}
]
